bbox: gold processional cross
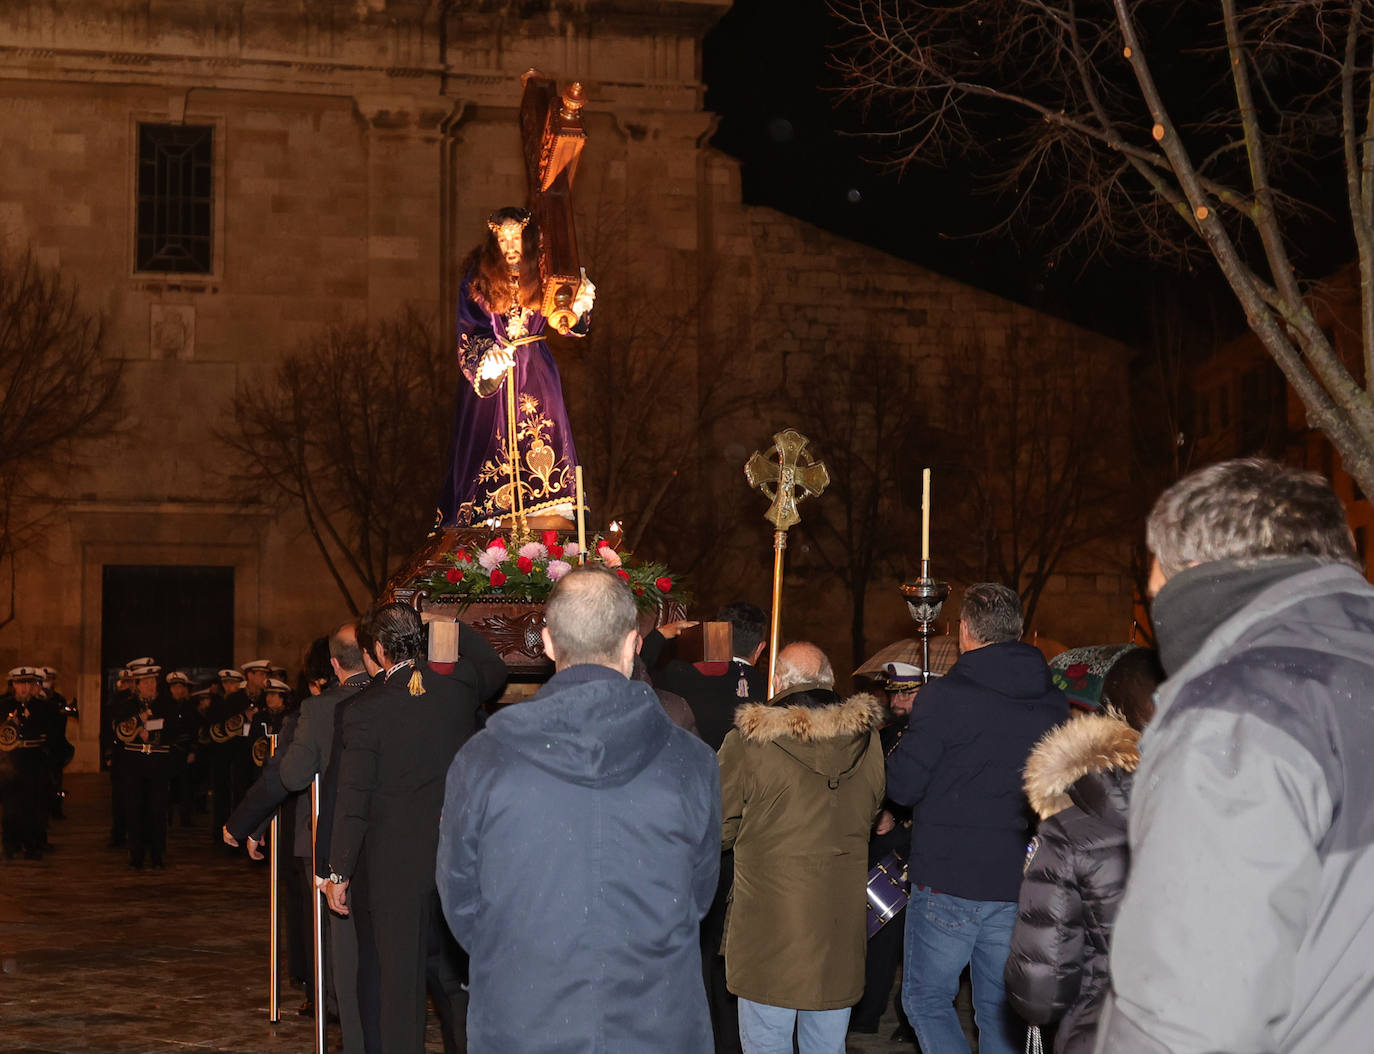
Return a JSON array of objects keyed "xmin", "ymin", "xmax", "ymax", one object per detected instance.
[{"xmin": 745, "ymin": 428, "xmax": 830, "ymax": 690}]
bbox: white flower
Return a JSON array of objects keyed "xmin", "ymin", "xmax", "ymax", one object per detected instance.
[
  {"xmin": 518, "ymin": 541, "xmax": 547, "ymax": 561},
  {"xmin": 546, "ymin": 559, "xmax": 572, "ymax": 581}
]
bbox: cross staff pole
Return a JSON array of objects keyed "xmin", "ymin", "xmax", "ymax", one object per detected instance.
[{"xmin": 744, "ymin": 428, "xmax": 830, "ymax": 691}]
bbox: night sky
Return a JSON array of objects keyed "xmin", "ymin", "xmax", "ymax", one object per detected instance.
[{"xmin": 700, "ymin": 1, "xmax": 1243, "ymax": 347}]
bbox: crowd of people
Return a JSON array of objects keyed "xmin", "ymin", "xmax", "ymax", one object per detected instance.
[{"xmin": 5, "ymin": 454, "xmax": 1371, "ymax": 1054}]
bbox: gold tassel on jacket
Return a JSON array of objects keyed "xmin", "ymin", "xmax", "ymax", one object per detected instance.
[{"xmin": 408, "ymin": 669, "xmax": 425, "ymax": 696}]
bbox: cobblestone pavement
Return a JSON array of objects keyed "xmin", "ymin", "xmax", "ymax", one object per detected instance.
[{"xmin": 1, "ymin": 775, "xmax": 926, "ymax": 1053}]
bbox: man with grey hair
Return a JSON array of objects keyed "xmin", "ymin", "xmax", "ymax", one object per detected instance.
[
  {"xmin": 1096, "ymin": 458, "xmax": 1374, "ymax": 1054},
  {"xmin": 436, "ymin": 566, "xmax": 721, "ymax": 1053},
  {"xmin": 716, "ymin": 640, "xmax": 885, "ymax": 1051},
  {"xmin": 887, "ymin": 583, "xmax": 1068, "ymax": 1054}
]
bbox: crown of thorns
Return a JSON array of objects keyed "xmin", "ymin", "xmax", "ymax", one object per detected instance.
[{"xmin": 488, "ymin": 209, "xmax": 532, "ymax": 237}]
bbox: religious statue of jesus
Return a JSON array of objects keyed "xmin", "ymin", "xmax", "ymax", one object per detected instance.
[{"xmin": 439, "ymin": 206, "xmax": 595, "ymax": 528}]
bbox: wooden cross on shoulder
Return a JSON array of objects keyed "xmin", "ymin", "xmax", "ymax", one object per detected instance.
[
  {"xmin": 745, "ymin": 428, "xmax": 831, "ymax": 531},
  {"xmin": 519, "ymin": 70, "xmax": 586, "ymax": 335}
]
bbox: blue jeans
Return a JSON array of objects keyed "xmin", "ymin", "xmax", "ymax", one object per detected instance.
[
  {"xmin": 736, "ymin": 997, "xmax": 850, "ymax": 1054},
  {"xmin": 902, "ymin": 885, "xmax": 1023, "ymax": 1054}
]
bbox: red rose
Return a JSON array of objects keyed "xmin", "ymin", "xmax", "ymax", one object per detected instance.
[
  {"xmin": 445, "ymin": 568, "xmax": 463, "ymax": 584},
  {"xmin": 655, "ymin": 576, "xmax": 673, "ymax": 593},
  {"xmin": 516, "ymin": 555, "xmax": 534, "ymax": 574},
  {"xmin": 489, "ymin": 569, "xmax": 507, "ymax": 587},
  {"xmin": 615, "ymin": 569, "xmax": 630, "ymax": 582},
  {"xmin": 633, "ymin": 584, "xmax": 644, "ymax": 595},
  {"xmin": 489, "ymin": 537, "xmax": 506, "ymax": 550},
  {"xmin": 456, "ymin": 550, "xmax": 472, "ymax": 563},
  {"xmin": 548, "ymin": 544, "xmax": 564, "ymax": 559},
  {"xmin": 541, "ymin": 529, "xmax": 559, "ymax": 548}
]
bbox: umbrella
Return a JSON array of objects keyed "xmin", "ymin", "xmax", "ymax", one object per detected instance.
[
  {"xmin": 853, "ymin": 635, "xmax": 959, "ymax": 682},
  {"xmin": 1048, "ymin": 643, "xmax": 1140, "ymax": 711}
]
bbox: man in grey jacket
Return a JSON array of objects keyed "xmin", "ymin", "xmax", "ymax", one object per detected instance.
[{"xmin": 1096, "ymin": 458, "xmax": 1374, "ymax": 1053}]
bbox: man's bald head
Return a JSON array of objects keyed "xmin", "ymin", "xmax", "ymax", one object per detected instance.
[
  {"xmin": 772, "ymin": 642, "xmax": 835, "ymax": 696},
  {"xmin": 329, "ymin": 621, "xmax": 365, "ymax": 676},
  {"xmin": 542, "ymin": 566, "xmax": 639, "ymax": 674}
]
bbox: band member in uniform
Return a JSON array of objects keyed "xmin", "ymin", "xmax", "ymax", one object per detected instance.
[
  {"xmin": 1, "ymin": 667, "xmax": 51, "ymax": 859},
  {"xmin": 188, "ymin": 686, "xmax": 216, "ymax": 819},
  {"xmin": 117, "ymin": 663, "xmax": 181, "ymax": 869},
  {"xmin": 165, "ymin": 672, "xmax": 197, "ymax": 827},
  {"xmin": 37, "ymin": 667, "xmax": 74, "ymax": 820},
  {"xmin": 227, "ymin": 660, "xmax": 272, "ymax": 812},
  {"xmin": 106, "ymin": 664, "xmax": 138, "ymax": 848},
  {"xmin": 208, "ymin": 668, "xmax": 244, "ymax": 844}
]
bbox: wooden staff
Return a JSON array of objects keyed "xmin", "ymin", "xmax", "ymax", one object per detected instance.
[
  {"xmin": 744, "ymin": 429, "xmax": 830, "ymax": 691},
  {"xmin": 311, "ymin": 775, "xmax": 326, "ymax": 1054},
  {"xmin": 268, "ymin": 733, "xmax": 280, "ymax": 1023}
]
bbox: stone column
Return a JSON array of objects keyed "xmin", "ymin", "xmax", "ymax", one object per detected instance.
[{"xmin": 353, "ymin": 93, "xmax": 462, "ymax": 320}]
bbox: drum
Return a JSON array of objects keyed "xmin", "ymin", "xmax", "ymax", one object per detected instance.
[{"xmin": 866, "ymin": 850, "xmax": 910, "ymax": 938}]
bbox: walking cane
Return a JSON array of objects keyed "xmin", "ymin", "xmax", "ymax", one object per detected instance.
[
  {"xmin": 268, "ymin": 732, "xmax": 280, "ymax": 1023},
  {"xmin": 311, "ymin": 773, "xmax": 326, "ymax": 1054}
]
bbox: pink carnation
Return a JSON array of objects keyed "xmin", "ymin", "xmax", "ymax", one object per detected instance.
[
  {"xmin": 545, "ymin": 559, "xmax": 573, "ymax": 581},
  {"xmin": 598, "ymin": 545, "xmax": 622, "ymax": 568},
  {"xmin": 478, "ymin": 548, "xmax": 505, "ymax": 573},
  {"xmin": 518, "ymin": 541, "xmax": 548, "ymax": 561},
  {"xmin": 562, "ymin": 541, "xmax": 581, "ymax": 558}
]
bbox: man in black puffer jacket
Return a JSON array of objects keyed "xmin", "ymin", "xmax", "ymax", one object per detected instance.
[
  {"xmin": 1006, "ymin": 712, "xmax": 1137, "ymax": 1054},
  {"xmin": 1004, "ymin": 641, "xmax": 1161, "ymax": 1054}
]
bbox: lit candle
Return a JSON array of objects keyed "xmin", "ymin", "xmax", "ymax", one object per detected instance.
[
  {"xmin": 921, "ymin": 468, "xmax": 931, "ymax": 564},
  {"xmin": 575, "ymin": 465, "xmax": 587, "ymax": 564}
]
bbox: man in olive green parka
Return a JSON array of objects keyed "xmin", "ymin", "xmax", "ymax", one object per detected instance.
[{"xmin": 718, "ymin": 642, "xmax": 886, "ymax": 1053}]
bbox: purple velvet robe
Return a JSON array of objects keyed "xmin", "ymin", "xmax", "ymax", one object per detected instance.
[{"xmin": 439, "ymin": 276, "xmax": 584, "ymax": 527}]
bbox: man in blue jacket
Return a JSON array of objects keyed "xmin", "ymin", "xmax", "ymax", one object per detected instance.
[
  {"xmin": 887, "ymin": 583, "xmax": 1068, "ymax": 1054},
  {"xmin": 436, "ymin": 565, "xmax": 721, "ymax": 1054}
]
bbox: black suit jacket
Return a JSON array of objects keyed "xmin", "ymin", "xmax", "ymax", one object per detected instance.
[
  {"xmin": 315, "ymin": 672, "xmax": 384, "ymax": 879},
  {"xmin": 327, "ymin": 623, "xmax": 506, "ymax": 884},
  {"xmin": 225, "ymin": 710, "xmax": 300, "ymax": 849}
]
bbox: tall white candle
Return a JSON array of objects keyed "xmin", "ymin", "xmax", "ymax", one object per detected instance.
[
  {"xmin": 575, "ymin": 465, "xmax": 587, "ymax": 564},
  {"xmin": 921, "ymin": 468, "xmax": 931, "ymax": 564}
]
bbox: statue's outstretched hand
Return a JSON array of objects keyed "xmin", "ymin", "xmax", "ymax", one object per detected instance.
[
  {"xmin": 572, "ymin": 267, "xmax": 596, "ymax": 317},
  {"xmin": 478, "ymin": 344, "xmax": 515, "ymax": 381}
]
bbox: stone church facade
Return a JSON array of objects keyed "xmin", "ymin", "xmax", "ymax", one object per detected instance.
[{"xmin": 0, "ymin": 1, "xmax": 1134, "ymax": 768}]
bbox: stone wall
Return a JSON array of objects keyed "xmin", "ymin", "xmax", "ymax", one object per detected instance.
[{"xmin": 0, "ymin": 0, "xmax": 1134, "ymax": 766}]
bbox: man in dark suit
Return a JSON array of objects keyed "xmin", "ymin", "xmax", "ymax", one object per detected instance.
[
  {"xmin": 281, "ymin": 625, "xmax": 372, "ymax": 1043},
  {"xmin": 225, "ymin": 623, "xmax": 372, "ymax": 1051},
  {"xmin": 326, "ymin": 604, "xmax": 506, "ymax": 1054}
]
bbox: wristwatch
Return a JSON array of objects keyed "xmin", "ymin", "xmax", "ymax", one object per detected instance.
[{"xmin": 328, "ymin": 870, "xmax": 347, "ymax": 885}]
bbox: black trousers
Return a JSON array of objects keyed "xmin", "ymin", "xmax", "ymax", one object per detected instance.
[
  {"xmin": 1, "ymin": 748, "xmax": 49, "ymax": 853},
  {"xmin": 852, "ymin": 907, "xmax": 909, "ymax": 1030},
  {"xmin": 702, "ymin": 852, "xmax": 742, "ymax": 1054},
  {"xmin": 353, "ymin": 860, "xmax": 466, "ymax": 1054},
  {"xmin": 210, "ymin": 743, "xmax": 233, "ymax": 842},
  {"xmin": 108, "ymin": 749, "xmax": 126, "ymax": 844},
  {"xmin": 123, "ymin": 751, "xmax": 170, "ymax": 865}
]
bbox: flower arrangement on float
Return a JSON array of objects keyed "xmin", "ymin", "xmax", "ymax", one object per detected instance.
[{"xmin": 422, "ymin": 529, "xmax": 686, "ymax": 611}]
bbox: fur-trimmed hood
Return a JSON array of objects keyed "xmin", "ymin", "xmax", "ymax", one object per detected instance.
[
  {"xmin": 1023, "ymin": 712, "xmax": 1140, "ymax": 820},
  {"xmin": 734, "ymin": 690, "xmax": 885, "ymax": 744}
]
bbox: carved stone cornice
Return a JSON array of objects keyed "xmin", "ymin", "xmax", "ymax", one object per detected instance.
[{"xmin": 353, "ymin": 93, "xmax": 463, "ymax": 140}]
